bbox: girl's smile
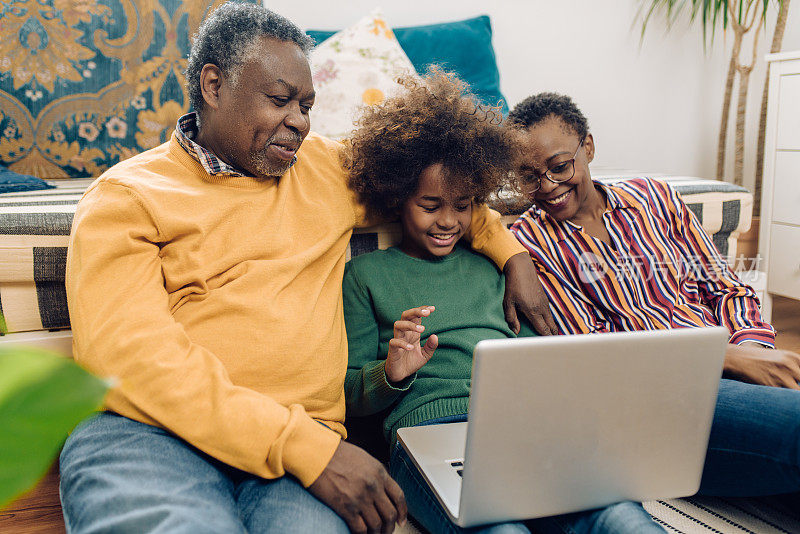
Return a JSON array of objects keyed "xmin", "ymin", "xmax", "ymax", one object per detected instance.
[{"xmin": 399, "ymin": 163, "xmax": 473, "ymax": 260}]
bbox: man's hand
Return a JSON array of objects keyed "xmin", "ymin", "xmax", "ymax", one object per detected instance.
[
  {"xmin": 386, "ymin": 306, "xmax": 438, "ymax": 384},
  {"xmin": 502, "ymin": 252, "xmax": 557, "ymax": 336},
  {"xmin": 724, "ymin": 343, "xmax": 800, "ymax": 389},
  {"xmin": 308, "ymin": 440, "xmax": 407, "ymax": 534}
]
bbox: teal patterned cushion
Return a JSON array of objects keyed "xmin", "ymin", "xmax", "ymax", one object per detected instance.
[{"xmin": 0, "ymin": 0, "xmax": 254, "ymax": 179}]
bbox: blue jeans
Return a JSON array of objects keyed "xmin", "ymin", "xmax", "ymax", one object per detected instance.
[
  {"xmin": 391, "ymin": 378, "xmax": 800, "ymax": 534},
  {"xmin": 699, "ymin": 378, "xmax": 800, "ymax": 496},
  {"xmin": 59, "ymin": 412, "xmax": 349, "ymax": 534}
]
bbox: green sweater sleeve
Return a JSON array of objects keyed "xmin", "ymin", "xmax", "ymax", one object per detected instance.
[{"xmin": 343, "ymin": 262, "xmax": 414, "ymax": 417}]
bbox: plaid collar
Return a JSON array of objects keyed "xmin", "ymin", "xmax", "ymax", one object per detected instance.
[{"xmin": 174, "ymin": 112, "xmax": 297, "ymax": 176}]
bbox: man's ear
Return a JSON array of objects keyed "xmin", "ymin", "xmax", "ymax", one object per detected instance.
[
  {"xmin": 199, "ymin": 64, "xmax": 224, "ymax": 111},
  {"xmin": 583, "ymin": 133, "xmax": 595, "ymax": 164}
]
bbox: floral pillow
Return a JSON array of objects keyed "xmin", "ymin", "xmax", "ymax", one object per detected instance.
[{"xmin": 309, "ymin": 11, "xmax": 417, "ymax": 140}]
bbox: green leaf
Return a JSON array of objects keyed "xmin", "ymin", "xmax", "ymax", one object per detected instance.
[
  {"xmin": 637, "ymin": 0, "xmax": 783, "ymax": 47},
  {"xmin": 0, "ymin": 348, "xmax": 107, "ymax": 509}
]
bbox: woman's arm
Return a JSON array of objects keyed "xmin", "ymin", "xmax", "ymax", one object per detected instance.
[
  {"xmin": 659, "ymin": 184, "xmax": 800, "ymax": 387},
  {"xmin": 664, "ymin": 184, "xmax": 774, "ymax": 346},
  {"xmin": 466, "ymin": 204, "xmax": 557, "ymax": 335}
]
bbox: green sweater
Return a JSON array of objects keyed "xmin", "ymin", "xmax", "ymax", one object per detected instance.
[{"xmin": 343, "ymin": 245, "xmax": 537, "ymax": 441}]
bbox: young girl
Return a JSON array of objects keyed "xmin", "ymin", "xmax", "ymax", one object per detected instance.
[{"xmin": 342, "ymin": 74, "xmax": 663, "ymax": 534}]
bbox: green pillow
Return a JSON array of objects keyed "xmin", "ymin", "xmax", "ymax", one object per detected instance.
[{"xmin": 306, "ymin": 15, "xmax": 508, "ymax": 114}]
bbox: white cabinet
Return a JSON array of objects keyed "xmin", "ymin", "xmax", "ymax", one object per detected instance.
[
  {"xmin": 772, "ymin": 151, "xmax": 800, "ymax": 226},
  {"xmin": 767, "ymin": 225, "xmax": 800, "ymax": 299},
  {"xmin": 776, "ymin": 74, "xmax": 800, "ymax": 150},
  {"xmin": 758, "ymin": 51, "xmax": 800, "ymax": 323}
]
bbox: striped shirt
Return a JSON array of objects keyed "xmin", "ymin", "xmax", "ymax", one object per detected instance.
[
  {"xmin": 174, "ymin": 112, "xmax": 297, "ymax": 176},
  {"xmin": 511, "ymin": 178, "xmax": 775, "ymax": 347}
]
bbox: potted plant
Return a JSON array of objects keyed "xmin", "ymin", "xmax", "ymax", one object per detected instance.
[{"xmin": 638, "ymin": 0, "xmax": 792, "ymax": 260}]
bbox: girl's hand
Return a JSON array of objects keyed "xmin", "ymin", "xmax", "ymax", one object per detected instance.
[{"xmin": 385, "ymin": 306, "xmax": 438, "ymax": 384}]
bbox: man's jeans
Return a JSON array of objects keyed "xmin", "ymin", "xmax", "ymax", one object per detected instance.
[
  {"xmin": 59, "ymin": 412, "xmax": 349, "ymax": 534},
  {"xmin": 389, "ymin": 379, "xmax": 800, "ymax": 534}
]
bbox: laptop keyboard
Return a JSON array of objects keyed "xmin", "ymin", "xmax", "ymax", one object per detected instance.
[{"xmin": 450, "ymin": 460, "xmax": 464, "ymax": 477}]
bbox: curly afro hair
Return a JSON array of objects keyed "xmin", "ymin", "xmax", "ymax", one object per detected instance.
[
  {"xmin": 345, "ymin": 70, "xmax": 520, "ymax": 219},
  {"xmin": 507, "ymin": 92, "xmax": 589, "ymax": 139}
]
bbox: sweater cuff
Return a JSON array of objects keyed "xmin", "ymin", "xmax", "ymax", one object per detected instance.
[
  {"xmin": 366, "ymin": 360, "xmax": 416, "ymax": 395},
  {"xmin": 281, "ymin": 408, "xmax": 342, "ymax": 487},
  {"xmin": 480, "ymin": 230, "xmax": 526, "ymax": 270},
  {"xmin": 467, "ymin": 205, "xmax": 525, "ymax": 270},
  {"xmin": 730, "ymin": 327, "xmax": 776, "ymax": 348}
]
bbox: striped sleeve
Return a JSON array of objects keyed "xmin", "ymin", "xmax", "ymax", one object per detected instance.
[
  {"xmin": 511, "ymin": 215, "xmax": 609, "ymax": 336},
  {"xmin": 663, "ymin": 183, "xmax": 776, "ymax": 347}
]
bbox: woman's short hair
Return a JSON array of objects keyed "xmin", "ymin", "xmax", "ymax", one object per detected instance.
[{"xmin": 507, "ymin": 92, "xmax": 589, "ymax": 139}]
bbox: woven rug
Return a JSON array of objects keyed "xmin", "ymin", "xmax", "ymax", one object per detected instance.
[
  {"xmin": 644, "ymin": 496, "xmax": 800, "ymax": 534},
  {"xmin": 394, "ymin": 496, "xmax": 800, "ymax": 533}
]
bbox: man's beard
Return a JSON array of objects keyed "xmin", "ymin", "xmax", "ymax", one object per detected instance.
[
  {"xmin": 249, "ymin": 149, "xmax": 292, "ymax": 178},
  {"xmin": 249, "ymin": 133, "xmax": 304, "ymax": 178}
]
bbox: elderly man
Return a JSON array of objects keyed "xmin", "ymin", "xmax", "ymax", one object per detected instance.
[{"xmin": 59, "ymin": 3, "xmax": 554, "ymax": 533}]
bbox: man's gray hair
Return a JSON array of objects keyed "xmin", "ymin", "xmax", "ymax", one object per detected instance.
[{"xmin": 185, "ymin": 2, "xmax": 314, "ymax": 116}]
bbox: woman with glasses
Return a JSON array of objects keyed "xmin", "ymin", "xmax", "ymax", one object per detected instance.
[{"xmin": 509, "ymin": 92, "xmax": 800, "ymax": 513}]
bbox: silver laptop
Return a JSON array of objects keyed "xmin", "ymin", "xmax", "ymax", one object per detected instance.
[{"xmin": 396, "ymin": 327, "xmax": 728, "ymax": 528}]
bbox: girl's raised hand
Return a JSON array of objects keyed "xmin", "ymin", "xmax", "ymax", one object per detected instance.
[{"xmin": 385, "ymin": 306, "xmax": 438, "ymax": 384}]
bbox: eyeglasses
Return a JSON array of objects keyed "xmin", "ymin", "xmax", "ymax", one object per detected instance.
[{"xmin": 522, "ymin": 139, "xmax": 584, "ymax": 192}]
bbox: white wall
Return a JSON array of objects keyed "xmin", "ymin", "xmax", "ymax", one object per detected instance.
[{"xmin": 267, "ymin": 0, "xmax": 800, "ymax": 190}]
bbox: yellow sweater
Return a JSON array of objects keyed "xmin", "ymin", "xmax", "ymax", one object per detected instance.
[{"xmin": 66, "ymin": 132, "xmax": 524, "ymax": 486}]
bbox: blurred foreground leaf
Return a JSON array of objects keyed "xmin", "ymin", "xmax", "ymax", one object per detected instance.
[{"xmin": 0, "ymin": 347, "xmax": 107, "ymax": 509}]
